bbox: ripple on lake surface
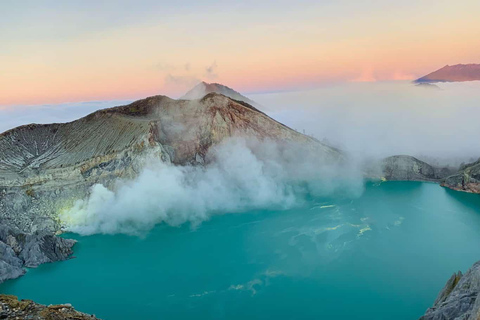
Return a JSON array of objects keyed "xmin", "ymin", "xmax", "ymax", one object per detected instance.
[{"xmin": 2, "ymin": 181, "xmax": 480, "ymax": 320}]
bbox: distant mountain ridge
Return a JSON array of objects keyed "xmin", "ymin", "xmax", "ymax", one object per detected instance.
[
  {"xmin": 181, "ymin": 81, "xmax": 261, "ymax": 108},
  {"xmin": 415, "ymin": 64, "xmax": 480, "ymax": 83}
]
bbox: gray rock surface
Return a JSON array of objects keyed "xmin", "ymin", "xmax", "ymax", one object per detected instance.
[
  {"xmin": 420, "ymin": 261, "xmax": 480, "ymax": 320},
  {"xmin": 0, "ymin": 224, "xmax": 75, "ymax": 284},
  {"xmin": 381, "ymin": 155, "xmax": 454, "ymax": 181},
  {"xmin": 0, "ymin": 241, "xmax": 25, "ymax": 283}
]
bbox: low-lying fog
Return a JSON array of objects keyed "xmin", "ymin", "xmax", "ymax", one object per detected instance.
[
  {"xmin": 2, "ymin": 80, "xmax": 480, "ymax": 166},
  {"xmin": 252, "ymin": 81, "xmax": 480, "ymax": 167}
]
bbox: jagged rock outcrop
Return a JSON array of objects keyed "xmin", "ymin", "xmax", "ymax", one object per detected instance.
[
  {"xmin": 415, "ymin": 64, "xmax": 480, "ymax": 83},
  {"xmin": 0, "ymin": 224, "xmax": 75, "ymax": 283},
  {"xmin": 0, "ymin": 92, "xmax": 340, "ymax": 235},
  {"xmin": 420, "ymin": 261, "xmax": 480, "ymax": 320},
  {"xmin": 0, "ymin": 294, "xmax": 100, "ymax": 319},
  {"xmin": 381, "ymin": 155, "xmax": 454, "ymax": 181},
  {"xmin": 441, "ymin": 159, "xmax": 480, "ymax": 194}
]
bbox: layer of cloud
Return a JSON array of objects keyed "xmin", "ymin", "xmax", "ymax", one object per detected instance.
[
  {"xmin": 0, "ymin": 100, "xmax": 132, "ymax": 134},
  {"xmin": 252, "ymin": 81, "xmax": 480, "ymax": 166}
]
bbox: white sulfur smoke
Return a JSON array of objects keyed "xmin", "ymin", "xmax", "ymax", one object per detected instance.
[{"xmin": 62, "ymin": 138, "xmax": 364, "ymax": 235}]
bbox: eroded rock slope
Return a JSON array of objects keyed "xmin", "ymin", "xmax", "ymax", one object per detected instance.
[
  {"xmin": 441, "ymin": 159, "xmax": 480, "ymax": 194},
  {"xmin": 0, "ymin": 225, "xmax": 75, "ymax": 283},
  {"xmin": 0, "ymin": 93, "xmax": 340, "ymax": 234},
  {"xmin": 420, "ymin": 261, "xmax": 480, "ymax": 320},
  {"xmin": 382, "ymin": 155, "xmax": 454, "ymax": 181}
]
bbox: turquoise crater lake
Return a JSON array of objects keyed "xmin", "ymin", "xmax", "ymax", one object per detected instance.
[{"xmin": 2, "ymin": 182, "xmax": 480, "ymax": 319}]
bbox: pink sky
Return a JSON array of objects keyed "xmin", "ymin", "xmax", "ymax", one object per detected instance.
[{"xmin": 1, "ymin": 1, "xmax": 479, "ymax": 107}]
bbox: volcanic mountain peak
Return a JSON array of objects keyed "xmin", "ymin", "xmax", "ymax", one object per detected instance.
[
  {"xmin": 0, "ymin": 92, "xmax": 341, "ymax": 235},
  {"xmin": 181, "ymin": 81, "xmax": 261, "ymax": 108},
  {"xmin": 415, "ymin": 64, "xmax": 480, "ymax": 83}
]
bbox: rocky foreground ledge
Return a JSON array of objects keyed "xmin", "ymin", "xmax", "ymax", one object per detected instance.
[
  {"xmin": 420, "ymin": 261, "xmax": 480, "ymax": 319},
  {"xmin": 0, "ymin": 294, "xmax": 100, "ymax": 319}
]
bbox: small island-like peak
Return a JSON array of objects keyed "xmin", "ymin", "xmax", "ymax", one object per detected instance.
[{"xmin": 415, "ymin": 63, "xmax": 480, "ymax": 83}]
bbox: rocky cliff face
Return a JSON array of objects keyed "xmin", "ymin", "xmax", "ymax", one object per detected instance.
[
  {"xmin": 0, "ymin": 294, "xmax": 100, "ymax": 319},
  {"xmin": 441, "ymin": 159, "xmax": 480, "ymax": 194},
  {"xmin": 381, "ymin": 155, "xmax": 454, "ymax": 181},
  {"xmin": 0, "ymin": 93, "xmax": 340, "ymax": 235},
  {"xmin": 420, "ymin": 261, "xmax": 480, "ymax": 320},
  {"xmin": 379, "ymin": 156, "xmax": 480, "ymax": 195},
  {"xmin": 0, "ymin": 225, "xmax": 75, "ymax": 283},
  {"xmin": 415, "ymin": 64, "xmax": 480, "ymax": 83}
]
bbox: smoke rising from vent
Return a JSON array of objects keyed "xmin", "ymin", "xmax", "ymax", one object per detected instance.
[{"xmin": 61, "ymin": 138, "xmax": 363, "ymax": 235}]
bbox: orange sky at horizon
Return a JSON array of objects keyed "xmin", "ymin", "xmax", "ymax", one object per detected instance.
[{"xmin": 1, "ymin": 1, "xmax": 479, "ymax": 107}]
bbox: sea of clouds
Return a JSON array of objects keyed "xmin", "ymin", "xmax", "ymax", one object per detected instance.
[{"xmin": 252, "ymin": 81, "xmax": 480, "ymax": 167}]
